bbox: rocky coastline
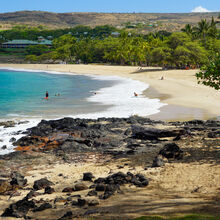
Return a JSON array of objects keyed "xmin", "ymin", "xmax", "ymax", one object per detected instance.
[{"xmin": 0, "ymin": 116, "xmax": 220, "ymax": 219}]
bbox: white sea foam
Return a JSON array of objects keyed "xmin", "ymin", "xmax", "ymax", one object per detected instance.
[
  {"xmin": 0, "ymin": 67, "xmax": 167, "ymax": 155},
  {"xmin": 0, "ymin": 119, "xmax": 40, "ymax": 155},
  {"xmin": 73, "ymin": 75, "xmax": 166, "ymax": 119}
]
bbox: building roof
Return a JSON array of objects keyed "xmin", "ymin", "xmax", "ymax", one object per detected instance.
[
  {"xmin": 39, "ymin": 40, "xmax": 52, "ymax": 45},
  {"xmin": 111, "ymin": 32, "xmax": 120, "ymax": 36},
  {"xmin": 2, "ymin": 40, "xmax": 38, "ymax": 45},
  {"xmin": 2, "ymin": 39, "xmax": 52, "ymax": 46}
]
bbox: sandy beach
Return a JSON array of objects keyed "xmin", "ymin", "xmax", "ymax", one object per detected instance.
[
  {"xmin": 1, "ymin": 63, "xmax": 219, "ymax": 121},
  {"xmin": 0, "ymin": 66, "xmax": 219, "ymax": 218}
]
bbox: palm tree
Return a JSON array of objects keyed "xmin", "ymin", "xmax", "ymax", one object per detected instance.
[
  {"xmin": 181, "ymin": 24, "xmax": 193, "ymax": 36},
  {"xmin": 209, "ymin": 17, "xmax": 217, "ymax": 38},
  {"xmin": 194, "ymin": 19, "xmax": 210, "ymax": 47}
]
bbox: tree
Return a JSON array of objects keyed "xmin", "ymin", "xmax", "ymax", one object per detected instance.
[
  {"xmin": 53, "ymin": 34, "xmax": 77, "ymax": 62},
  {"xmin": 150, "ymin": 47, "xmax": 171, "ymax": 66},
  {"xmin": 208, "ymin": 17, "xmax": 217, "ymax": 38},
  {"xmin": 194, "ymin": 19, "xmax": 210, "ymax": 46},
  {"xmin": 26, "ymin": 45, "xmax": 48, "ymax": 56},
  {"xmin": 181, "ymin": 24, "xmax": 193, "ymax": 36},
  {"xmin": 167, "ymin": 32, "xmax": 191, "ymax": 50},
  {"xmin": 196, "ymin": 54, "xmax": 220, "ymax": 90}
]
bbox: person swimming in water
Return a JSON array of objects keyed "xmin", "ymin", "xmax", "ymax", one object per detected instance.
[{"xmin": 45, "ymin": 91, "xmax": 49, "ymax": 99}]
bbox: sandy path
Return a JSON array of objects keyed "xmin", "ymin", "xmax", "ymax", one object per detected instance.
[{"xmin": 1, "ymin": 64, "xmax": 219, "ymax": 120}]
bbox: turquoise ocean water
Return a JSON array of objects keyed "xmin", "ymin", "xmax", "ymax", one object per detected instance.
[{"xmin": 0, "ymin": 69, "xmax": 114, "ymax": 119}]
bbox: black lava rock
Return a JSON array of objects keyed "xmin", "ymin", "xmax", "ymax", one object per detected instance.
[
  {"xmin": 159, "ymin": 143, "xmax": 183, "ymax": 159},
  {"xmin": 83, "ymin": 172, "xmax": 95, "ymax": 181},
  {"xmin": 33, "ymin": 178, "xmax": 54, "ymax": 191}
]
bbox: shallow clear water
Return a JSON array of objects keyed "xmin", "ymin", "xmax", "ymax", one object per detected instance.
[{"xmin": 0, "ymin": 69, "xmax": 114, "ymax": 119}]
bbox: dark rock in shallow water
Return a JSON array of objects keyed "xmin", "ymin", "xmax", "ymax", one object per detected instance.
[
  {"xmin": 9, "ymin": 137, "xmax": 16, "ymax": 143},
  {"xmin": 1, "ymin": 145, "xmax": 7, "ymax": 150},
  {"xmin": 1, "ymin": 198, "xmax": 36, "ymax": 218},
  {"xmin": 159, "ymin": 143, "xmax": 183, "ymax": 159},
  {"xmin": 0, "ymin": 121, "xmax": 16, "ymax": 128},
  {"xmin": 33, "ymin": 178, "xmax": 54, "ymax": 191}
]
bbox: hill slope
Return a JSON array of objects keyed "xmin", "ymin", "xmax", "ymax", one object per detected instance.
[{"xmin": 0, "ymin": 11, "xmax": 219, "ymax": 31}]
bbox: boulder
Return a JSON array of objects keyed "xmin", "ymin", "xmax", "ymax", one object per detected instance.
[
  {"xmin": 95, "ymin": 183, "xmax": 106, "ymax": 192},
  {"xmin": 159, "ymin": 143, "xmax": 183, "ymax": 159},
  {"xmin": 1, "ymin": 145, "xmax": 7, "ymax": 149},
  {"xmin": 77, "ymin": 198, "xmax": 87, "ymax": 207},
  {"xmin": 33, "ymin": 178, "xmax": 54, "ymax": 191},
  {"xmin": 10, "ymin": 172, "xmax": 27, "ymax": 187},
  {"xmin": 74, "ymin": 183, "xmax": 88, "ymax": 191},
  {"xmin": 83, "ymin": 172, "xmax": 95, "ymax": 181},
  {"xmin": 131, "ymin": 125, "xmax": 185, "ymax": 140},
  {"xmin": 62, "ymin": 187, "xmax": 74, "ymax": 193},
  {"xmin": 44, "ymin": 186, "xmax": 55, "ymax": 194},
  {"xmin": 1, "ymin": 198, "xmax": 36, "ymax": 218}
]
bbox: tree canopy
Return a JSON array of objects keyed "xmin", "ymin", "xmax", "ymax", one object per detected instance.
[{"xmin": 196, "ymin": 54, "xmax": 220, "ymax": 90}]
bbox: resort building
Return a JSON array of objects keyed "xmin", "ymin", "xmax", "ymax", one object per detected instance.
[
  {"xmin": 1, "ymin": 39, "xmax": 52, "ymax": 48},
  {"xmin": 1, "ymin": 40, "xmax": 38, "ymax": 48}
]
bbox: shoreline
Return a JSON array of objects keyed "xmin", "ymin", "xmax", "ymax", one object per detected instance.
[
  {"xmin": 0, "ymin": 64, "xmax": 220, "ymax": 121},
  {"xmin": 0, "ymin": 66, "xmax": 164, "ymax": 154}
]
